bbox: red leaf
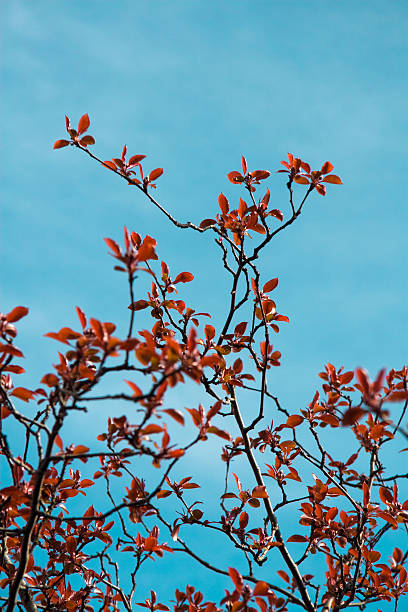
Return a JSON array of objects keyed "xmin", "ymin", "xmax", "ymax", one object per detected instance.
[
  {"xmin": 252, "ymin": 485, "xmax": 268, "ymax": 499},
  {"xmin": 149, "ymin": 168, "xmax": 163, "ymax": 181},
  {"xmin": 262, "ymin": 278, "xmax": 278, "ymax": 293},
  {"xmin": 73, "ymin": 445, "xmax": 90, "ymax": 454},
  {"xmin": 89, "ymin": 318, "xmax": 104, "ymax": 342},
  {"xmin": 286, "ymin": 415, "xmax": 304, "ymax": 428},
  {"xmin": 227, "ymin": 171, "xmax": 244, "ymax": 184},
  {"xmin": 78, "ymin": 113, "xmax": 90, "ymax": 134},
  {"xmin": 157, "ymin": 489, "xmax": 173, "ymax": 499},
  {"xmin": 241, "ymin": 155, "xmax": 247, "ymax": 174},
  {"xmin": 218, "ymin": 193, "xmax": 229, "ymax": 215},
  {"xmin": 6, "ymin": 306, "xmax": 29, "ymax": 322},
  {"xmin": 41, "ymin": 373, "xmax": 59, "ymax": 387},
  {"xmin": 270, "ymin": 209, "xmax": 283, "ymax": 221},
  {"xmin": 315, "ymin": 184, "xmax": 326, "ymax": 196},
  {"xmin": 293, "ymin": 176, "xmax": 309, "ymax": 185},
  {"xmin": 174, "ymin": 272, "xmax": 194, "ymax": 284},
  {"xmin": 321, "ymin": 161, "xmax": 334, "ymax": 174},
  {"xmin": 322, "ymin": 174, "xmax": 342, "ymax": 184},
  {"xmin": 200, "ymin": 218, "xmax": 216, "ymax": 229},
  {"xmin": 4, "ymin": 365, "xmax": 25, "ymax": 374},
  {"xmin": 386, "ymin": 391, "xmax": 408, "ymax": 402},
  {"xmin": 103, "ymin": 160, "xmax": 117, "ymax": 171},
  {"xmin": 253, "ymin": 581, "xmax": 269, "ymax": 596},
  {"xmin": 204, "ymin": 325, "xmax": 215, "ymax": 341},
  {"xmin": 104, "ymin": 238, "xmax": 121, "ymax": 256},
  {"xmin": 287, "ymin": 535, "xmax": 308, "ymax": 543},
  {"xmin": 76, "ymin": 306, "xmax": 87, "ymax": 329},
  {"xmin": 342, "ymin": 407, "xmax": 365, "ymax": 426},
  {"xmin": 251, "ymin": 170, "xmax": 270, "ymax": 181},
  {"xmin": 238, "ymin": 198, "xmax": 247, "ymax": 218},
  {"xmin": 11, "ymin": 387, "xmax": 34, "ymax": 402},
  {"xmin": 228, "ymin": 567, "xmax": 243, "ymax": 590},
  {"xmin": 239, "ymin": 511, "xmax": 249, "ymax": 529},
  {"xmin": 163, "ymin": 409, "xmax": 185, "ymax": 426},
  {"xmin": 78, "ymin": 479, "xmax": 94, "ymax": 488},
  {"xmin": 79, "ymin": 135, "xmax": 95, "ymax": 147},
  {"xmin": 277, "ymin": 570, "xmax": 290, "ymax": 583},
  {"xmin": 379, "ymin": 487, "xmax": 393, "ymax": 504},
  {"xmin": 129, "ymin": 300, "xmax": 150, "ymax": 311},
  {"xmin": 123, "ymin": 382, "xmax": 141, "ymax": 400},
  {"xmin": 53, "ymin": 139, "xmax": 70, "ymax": 149},
  {"xmin": 233, "ymin": 472, "xmax": 242, "ymax": 492},
  {"xmin": 137, "ymin": 235, "xmax": 158, "ymax": 262},
  {"xmin": 128, "ymin": 154, "xmax": 146, "ymax": 166}
]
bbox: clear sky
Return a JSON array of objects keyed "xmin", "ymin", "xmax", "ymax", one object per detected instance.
[{"xmin": 1, "ymin": 0, "xmax": 407, "ymax": 608}]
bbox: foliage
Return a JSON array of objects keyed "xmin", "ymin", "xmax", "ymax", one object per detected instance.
[{"xmin": 1, "ymin": 114, "xmax": 407, "ymax": 612}]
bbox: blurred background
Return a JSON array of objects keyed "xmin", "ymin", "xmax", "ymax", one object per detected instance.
[{"xmin": 1, "ymin": 0, "xmax": 407, "ymax": 607}]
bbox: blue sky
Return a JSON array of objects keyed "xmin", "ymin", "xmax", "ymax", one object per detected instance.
[{"xmin": 1, "ymin": 0, "xmax": 407, "ymax": 608}]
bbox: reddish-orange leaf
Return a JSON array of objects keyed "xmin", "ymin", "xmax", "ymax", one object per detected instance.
[
  {"xmin": 277, "ymin": 570, "xmax": 290, "ymax": 583},
  {"xmin": 76, "ymin": 306, "xmax": 87, "ymax": 328},
  {"xmin": 104, "ymin": 238, "xmax": 121, "ymax": 256},
  {"xmin": 252, "ymin": 485, "xmax": 268, "ymax": 499},
  {"xmin": 6, "ymin": 306, "xmax": 29, "ymax": 322},
  {"xmin": 326, "ymin": 507, "xmax": 338, "ymax": 521},
  {"xmin": 73, "ymin": 445, "xmax": 90, "ymax": 454},
  {"xmin": 218, "ymin": 193, "xmax": 229, "ymax": 215},
  {"xmin": 286, "ymin": 415, "xmax": 304, "ymax": 428},
  {"xmin": 128, "ymin": 300, "xmax": 149, "ymax": 311},
  {"xmin": 41, "ymin": 373, "xmax": 59, "ymax": 387},
  {"xmin": 241, "ymin": 156, "xmax": 247, "ymax": 174},
  {"xmin": 322, "ymin": 174, "xmax": 342, "ymax": 184},
  {"xmin": 340, "ymin": 371, "xmax": 354, "ymax": 385},
  {"xmin": 142, "ymin": 424, "xmax": 163, "ymax": 434},
  {"xmin": 204, "ymin": 325, "xmax": 215, "ymax": 341},
  {"xmin": 125, "ymin": 380, "xmax": 143, "ymax": 396},
  {"xmin": 78, "ymin": 113, "xmax": 90, "ymax": 134},
  {"xmin": 137, "ymin": 235, "xmax": 158, "ymax": 262},
  {"xmin": 79, "ymin": 135, "xmax": 95, "ymax": 147},
  {"xmin": 228, "ymin": 567, "xmax": 243, "ymax": 589},
  {"xmin": 227, "ymin": 171, "xmax": 244, "ymax": 184},
  {"xmin": 163, "ymin": 409, "xmax": 185, "ymax": 426},
  {"xmin": 206, "ymin": 426, "xmax": 231, "ymax": 441},
  {"xmin": 53, "ymin": 139, "xmax": 70, "ymax": 149},
  {"xmin": 149, "ymin": 168, "xmax": 163, "ymax": 181},
  {"xmin": 90, "ymin": 318, "xmax": 104, "ymax": 342},
  {"xmin": 270, "ymin": 209, "xmax": 284, "ymax": 221},
  {"xmin": 4, "ymin": 365, "xmax": 25, "ymax": 374},
  {"xmin": 174, "ymin": 272, "xmax": 194, "ymax": 284},
  {"xmin": 251, "ymin": 170, "xmax": 270, "ymax": 180},
  {"xmin": 200, "ymin": 218, "xmax": 216, "ymax": 229},
  {"xmin": 239, "ymin": 511, "xmax": 249, "ymax": 529},
  {"xmin": 55, "ymin": 434, "xmax": 64, "ymax": 451},
  {"xmin": 342, "ymin": 407, "xmax": 365, "ymax": 426},
  {"xmin": 11, "ymin": 387, "xmax": 34, "ymax": 402},
  {"xmin": 238, "ymin": 198, "xmax": 247, "ymax": 218},
  {"xmin": 262, "ymin": 278, "xmax": 278, "ymax": 293},
  {"xmin": 386, "ymin": 390, "xmax": 408, "ymax": 402},
  {"xmin": 157, "ymin": 489, "xmax": 173, "ymax": 499},
  {"xmin": 379, "ymin": 487, "xmax": 393, "ymax": 504},
  {"xmin": 315, "ymin": 184, "xmax": 326, "ymax": 196},
  {"xmin": 377, "ymin": 511, "xmax": 398, "ymax": 528},
  {"xmin": 103, "ymin": 160, "xmax": 117, "ymax": 171},
  {"xmin": 253, "ymin": 582, "xmax": 269, "ymax": 596},
  {"xmin": 293, "ymin": 176, "xmax": 309, "ymax": 185},
  {"xmin": 287, "ymin": 535, "xmax": 308, "ymax": 543},
  {"xmin": 321, "ymin": 161, "xmax": 334, "ymax": 174},
  {"xmin": 128, "ymin": 154, "xmax": 146, "ymax": 166}
]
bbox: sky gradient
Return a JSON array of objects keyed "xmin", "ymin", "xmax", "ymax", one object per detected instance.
[{"xmin": 1, "ymin": 1, "xmax": 407, "ymax": 608}]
